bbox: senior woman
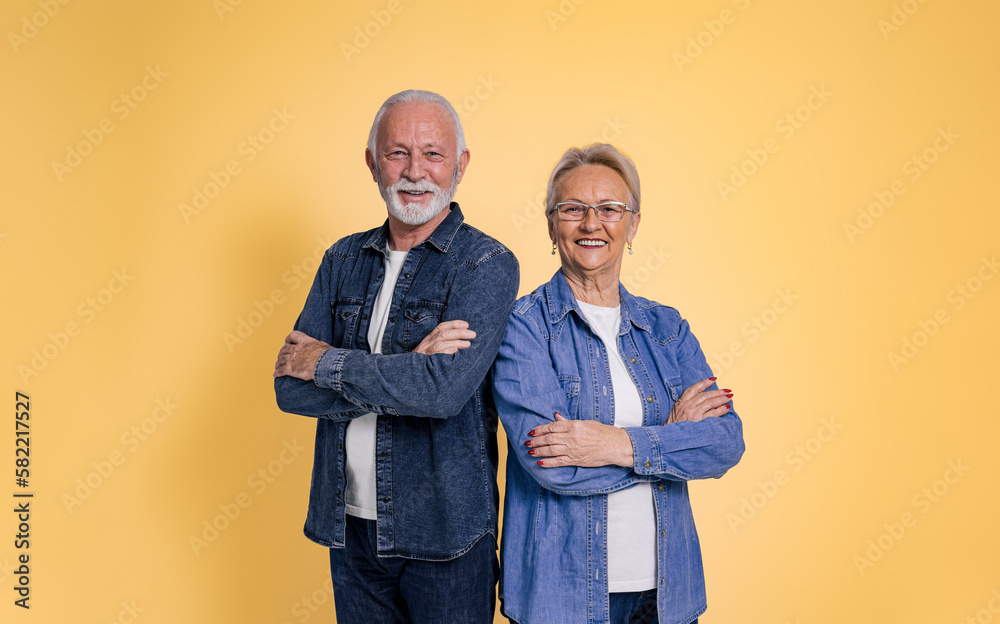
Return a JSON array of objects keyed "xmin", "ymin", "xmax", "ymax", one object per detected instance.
[{"xmin": 492, "ymin": 144, "xmax": 745, "ymax": 624}]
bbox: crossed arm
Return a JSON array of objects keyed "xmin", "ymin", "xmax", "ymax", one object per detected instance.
[
  {"xmin": 492, "ymin": 311, "xmax": 745, "ymax": 495},
  {"xmin": 525, "ymin": 377, "xmax": 735, "ymax": 468},
  {"xmin": 273, "ymin": 250, "xmax": 519, "ymax": 420}
]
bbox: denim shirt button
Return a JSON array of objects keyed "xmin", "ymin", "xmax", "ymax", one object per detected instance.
[
  {"xmin": 644, "ymin": 460, "xmax": 651, "ymax": 468},
  {"xmin": 646, "ymin": 395, "xmax": 654, "ymax": 403},
  {"xmin": 661, "ymin": 530, "xmax": 665, "ymax": 537},
  {"xmin": 404, "ymin": 272, "xmax": 411, "ymax": 279},
  {"xmin": 630, "ymin": 357, "xmax": 637, "ymax": 363},
  {"xmin": 657, "ymin": 484, "xmax": 663, "ymax": 491}
]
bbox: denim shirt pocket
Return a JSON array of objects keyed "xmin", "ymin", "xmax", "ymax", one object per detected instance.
[
  {"xmin": 332, "ymin": 297, "xmax": 363, "ymax": 348},
  {"xmin": 664, "ymin": 375, "xmax": 683, "ymax": 424},
  {"xmin": 401, "ymin": 300, "xmax": 446, "ymax": 351},
  {"xmin": 556, "ymin": 374, "xmax": 581, "ymax": 419}
]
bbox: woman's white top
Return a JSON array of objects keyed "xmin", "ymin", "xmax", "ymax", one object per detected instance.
[{"xmin": 576, "ymin": 299, "xmax": 657, "ymax": 593}]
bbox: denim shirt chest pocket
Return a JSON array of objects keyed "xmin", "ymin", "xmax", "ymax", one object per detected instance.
[
  {"xmin": 556, "ymin": 374, "xmax": 581, "ymax": 419},
  {"xmin": 400, "ymin": 300, "xmax": 446, "ymax": 351},
  {"xmin": 331, "ymin": 297, "xmax": 365, "ymax": 350}
]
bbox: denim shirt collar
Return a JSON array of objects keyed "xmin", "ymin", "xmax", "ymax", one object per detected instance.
[
  {"xmin": 361, "ymin": 202, "xmax": 465, "ymax": 254},
  {"xmin": 543, "ymin": 268, "xmax": 653, "ymax": 336}
]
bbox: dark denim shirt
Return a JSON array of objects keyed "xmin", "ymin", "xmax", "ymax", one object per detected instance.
[
  {"xmin": 274, "ymin": 204, "xmax": 519, "ymax": 560},
  {"xmin": 493, "ymin": 270, "xmax": 745, "ymax": 624}
]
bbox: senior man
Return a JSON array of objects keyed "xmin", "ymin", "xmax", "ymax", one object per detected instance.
[{"xmin": 273, "ymin": 90, "xmax": 519, "ymax": 623}]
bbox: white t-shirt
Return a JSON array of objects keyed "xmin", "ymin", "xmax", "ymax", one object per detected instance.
[
  {"xmin": 345, "ymin": 249, "xmax": 408, "ymax": 519},
  {"xmin": 576, "ymin": 299, "xmax": 657, "ymax": 593}
]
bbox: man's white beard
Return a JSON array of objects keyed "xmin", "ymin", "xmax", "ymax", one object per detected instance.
[{"xmin": 379, "ymin": 168, "xmax": 459, "ymax": 226}]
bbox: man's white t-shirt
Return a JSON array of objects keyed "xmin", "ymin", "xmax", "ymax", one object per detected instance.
[
  {"xmin": 576, "ymin": 299, "xmax": 657, "ymax": 593},
  {"xmin": 345, "ymin": 249, "xmax": 408, "ymax": 519}
]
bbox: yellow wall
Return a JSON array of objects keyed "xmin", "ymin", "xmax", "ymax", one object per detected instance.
[{"xmin": 3, "ymin": 0, "xmax": 998, "ymax": 622}]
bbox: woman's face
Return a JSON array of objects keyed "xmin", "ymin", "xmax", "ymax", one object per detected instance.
[{"xmin": 548, "ymin": 164, "xmax": 640, "ymax": 282}]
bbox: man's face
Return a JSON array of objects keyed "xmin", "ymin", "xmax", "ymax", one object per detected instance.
[{"xmin": 366, "ymin": 101, "xmax": 470, "ymax": 226}]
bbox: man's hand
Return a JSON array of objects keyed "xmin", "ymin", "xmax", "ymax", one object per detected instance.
[
  {"xmin": 526, "ymin": 413, "xmax": 634, "ymax": 468},
  {"xmin": 412, "ymin": 320, "xmax": 476, "ymax": 355},
  {"xmin": 274, "ymin": 330, "xmax": 332, "ymax": 380},
  {"xmin": 667, "ymin": 378, "xmax": 732, "ymax": 424}
]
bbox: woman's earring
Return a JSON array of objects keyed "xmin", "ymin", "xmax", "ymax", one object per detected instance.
[
  {"xmin": 627, "ymin": 241, "xmax": 633, "ymax": 255},
  {"xmin": 551, "ymin": 242, "xmax": 557, "ymax": 255}
]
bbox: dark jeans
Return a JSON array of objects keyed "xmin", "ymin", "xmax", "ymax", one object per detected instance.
[
  {"xmin": 611, "ymin": 589, "xmax": 698, "ymax": 624},
  {"xmin": 329, "ymin": 514, "xmax": 498, "ymax": 624}
]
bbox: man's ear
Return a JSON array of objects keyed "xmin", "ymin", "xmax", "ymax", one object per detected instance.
[
  {"xmin": 454, "ymin": 149, "xmax": 471, "ymax": 185},
  {"xmin": 365, "ymin": 149, "xmax": 379, "ymax": 184}
]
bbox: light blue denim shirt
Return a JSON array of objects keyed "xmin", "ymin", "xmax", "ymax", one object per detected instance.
[
  {"xmin": 492, "ymin": 270, "xmax": 745, "ymax": 624},
  {"xmin": 274, "ymin": 204, "xmax": 519, "ymax": 560}
]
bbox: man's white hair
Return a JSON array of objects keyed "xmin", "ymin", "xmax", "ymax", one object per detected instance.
[{"xmin": 366, "ymin": 90, "xmax": 467, "ymax": 157}]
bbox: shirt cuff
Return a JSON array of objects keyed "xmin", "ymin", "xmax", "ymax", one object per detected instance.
[
  {"xmin": 313, "ymin": 347, "xmax": 348, "ymax": 391},
  {"xmin": 624, "ymin": 426, "xmax": 660, "ymax": 475}
]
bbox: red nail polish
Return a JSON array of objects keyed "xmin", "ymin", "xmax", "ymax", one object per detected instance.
[
  {"xmin": 529, "ymin": 429, "xmax": 536, "ymax": 436},
  {"xmin": 725, "ymin": 393, "xmax": 733, "ymax": 398},
  {"xmin": 709, "ymin": 377, "xmax": 717, "ymax": 381},
  {"xmin": 722, "ymin": 388, "xmax": 731, "ymax": 392},
  {"xmin": 524, "ymin": 440, "xmax": 532, "ymax": 446},
  {"xmin": 536, "ymin": 460, "xmax": 544, "ymax": 466},
  {"xmin": 528, "ymin": 449, "xmax": 535, "ymax": 455}
]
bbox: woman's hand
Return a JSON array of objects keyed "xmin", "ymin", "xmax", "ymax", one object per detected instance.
[
  {"xmin": 413, "ymin": 320, "xmax": 475, "ymax": 355},
  {"xmin": 667, "ymin": 377, "xmax": 732, "ymax": 424},
  {"xmin": 527, "ymin": 413, "xmax": 634, "ymax": 468}
]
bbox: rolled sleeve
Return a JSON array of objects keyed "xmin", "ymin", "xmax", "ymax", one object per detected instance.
[{"xmin": 313, "ymin": 346, "xmax": 349, "ymax": 392}]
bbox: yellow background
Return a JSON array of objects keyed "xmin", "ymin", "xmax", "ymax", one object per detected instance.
[{"xmin": 3, "ymin": 0, "xmax": 998, "ymax": 622}]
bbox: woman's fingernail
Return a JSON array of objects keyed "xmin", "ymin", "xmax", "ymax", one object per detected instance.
[
  {"xmin": 724, "ymin": 404, "xmax": 731, "ymax": 410},
  {"xmin": 536, "ymin": 460, "xmax": 544, "ymax": 466},
  {"xmin": 722, "ymin": 388, "xmax": 731, "ymax": 392},
  {"xmin": 524, "ymin": 440, "xmax": 532, "ymax": 446},
  {"xmin": 528, "ymin": 429, "xmax": 536, "ymax": 436},
  {"xmin": 528, "ymin": 449, "xmax": 535, "ymax": 456},
  {"xmin": 725, "ymin": 393, "xmax": 733, "ymax": 398},
  {"xmin": 709, "ymin": 377, "xmax": 717, "ymax": 381}
]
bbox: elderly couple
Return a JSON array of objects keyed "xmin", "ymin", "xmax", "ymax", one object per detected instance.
[{"xmin": 273, "ymin": 90, "xmax": 745, "ymax": 624}]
